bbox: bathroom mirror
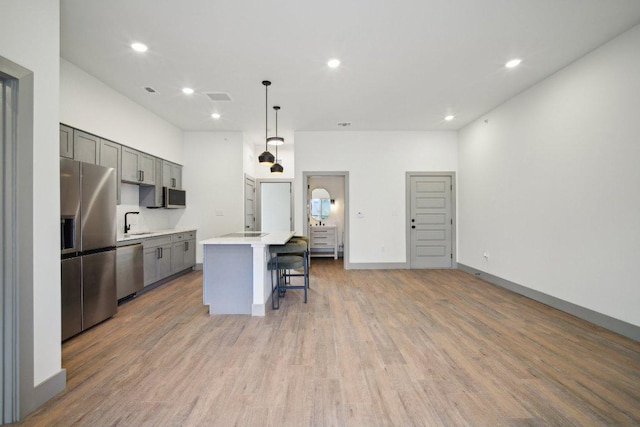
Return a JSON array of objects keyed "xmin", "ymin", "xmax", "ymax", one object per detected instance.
[{"xmin": 310, "ymin": 188, "xmax": 331, "ymax": 221}]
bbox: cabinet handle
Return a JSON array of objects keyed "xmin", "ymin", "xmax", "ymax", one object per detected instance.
[
  {"xmin": 172, "ymin": 178, "xmax": 176, "ymax": 188},
  {"xmin": 141, "ymin": 170, "xmax": 145, "ymax": 182},
  {"xmin": 185, "ymin": 241, "xmax": 188, "ymax": 252}
]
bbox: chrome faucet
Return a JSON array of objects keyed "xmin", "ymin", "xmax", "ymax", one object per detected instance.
[{"xmin": 124, "ymin": 211, "xmax": 139, "ymax": 234}]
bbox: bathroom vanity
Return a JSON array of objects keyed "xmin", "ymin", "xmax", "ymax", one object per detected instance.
[{"xmin": 309, "ymin": 225, "xmax": 338, "ymax": 259}]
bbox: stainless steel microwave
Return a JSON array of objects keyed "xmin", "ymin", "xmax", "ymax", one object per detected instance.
[{"xmin": 163, "ymin": 187, "xmax": 186, "ymax": 208}]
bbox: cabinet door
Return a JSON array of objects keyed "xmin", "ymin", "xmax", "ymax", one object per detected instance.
[
  {"xmin": 74, "ymin": 130, "xmax": 100, "ymax": 164},
  {"xmin": 162, "ymin": 160, "xmax": 173, "ymax": 188},
  {"xmin": 139, "ymin": 158, "xmax": 163, "ymax": 207},
  {"xmin": 172, "ymin": 241, "xmax": 185, "ymax": 273},
  {"xmin": 121, "ymin": 147, "xmax": 141, "ymax": 183},
  {"xmin": 162, "ymin": 161, "xmax": 182, "ymax": 189},
  {"xmin": 139, "ymin": 153, "xmax": 156, "ymax": 185},
  {"xmin": 173, "ymin": 164, "xmax": 182, "ymax": 190},
  {"xmin": 185, "ymin": 239, "xmax": 196, "ymax": 269},
  {"xmin": 99, "ymin": 139, "xmax": 121, "ymax": 204},
  {"xmin": 60, "ymin": 124, "xmax": 74, "ymax": 159},
  {"xmin": 143, "ymin": 246, "xmax": 158, "ymax": 286},
  {"xmin": 157, "ymin": 244, "xmax": 172, "ymax": 279}
]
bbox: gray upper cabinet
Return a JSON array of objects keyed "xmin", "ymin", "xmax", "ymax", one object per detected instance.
[
  {"xmin": 61, "ymin": 125, "xmax": 181, "ymax": 206},
  {"xmin": 99, "ymin": 139, "xmax": 122, "ymax": 204},
  {"xmin": 121, "ymin": 147, "xmax": 156, "ymax": 185},
  {"xmin": 121, "ymin": 146, "xmax": 140, "ymax": 183},
  {"xmin": 73, "ymin": 130, "xmax": 100, "ymax": 164},
  {"xmin": 60, "ymin": 124, "xmax": 73, "ymax": 158},
  {"xmin": 139, "ymin": 158, "xmax": 163, "ymax": 208},
  {"xmin": 162, "ymin": 161, "xmax": 182, "ymax": 189},
  {"xmin": 139, "ymin": 153, "xmax": 156, "ymax": 185}
]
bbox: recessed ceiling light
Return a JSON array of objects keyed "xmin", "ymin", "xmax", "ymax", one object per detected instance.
[
  {"xmin": 444, "ymin": 115, "xmax": 455, "ymax": 121},
  {"xmin": 328, "ymin": 58, "xmax": 341, "ymax": 68},
  {"xmin": 131, "ymin": 42, "xmax": 148, "ymax": 53},
  {"xmin": 505, "ymin": 58, "xmax": 522, "ymax": 68},
  {"xmin": 182, "ymin": 87, "xmax": 194, "ymax": 95},
  {"xmin": 211, "ymin": 113, "xmax": 221, "ymax": 119}
]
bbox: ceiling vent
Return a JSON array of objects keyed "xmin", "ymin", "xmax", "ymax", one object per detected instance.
[{"xmin": 205, "ymin": 92, "xmax": 232, "ymax": 102}]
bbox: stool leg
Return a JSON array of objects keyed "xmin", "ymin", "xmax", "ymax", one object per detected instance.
[{"xmin": 303, "ymin": 251, "xmax": 308, "ymax": 303}]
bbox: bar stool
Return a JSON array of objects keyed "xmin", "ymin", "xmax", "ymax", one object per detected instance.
[{"xmin": 268, "ymin": 240, "xmax": 309, "ymax": 309}]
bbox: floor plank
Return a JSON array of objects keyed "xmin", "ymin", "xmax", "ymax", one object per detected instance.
[{"xmin": 17, "ymin": 259, "xmax": 640, "ymax": 426}]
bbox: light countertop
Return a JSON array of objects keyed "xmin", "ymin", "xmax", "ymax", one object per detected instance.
[
  {"xmin": 117, "ymin": 228, "xmax": 197, "ymax": 244},
  {"xmin": 200, "ymin": 231, "xmax": 294, "ymax": 246}
]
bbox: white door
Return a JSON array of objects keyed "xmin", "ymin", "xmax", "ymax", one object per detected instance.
[
  {"xmin": 260, "ymin": 182, "xmax": 292, "ymax": 232},
  {"xmin": 409, "ymin": 175, "xmax": 453, "ymax": 268},
  {"xmin": 244, "ymin": 176, "xmax": 255, "ymax": 231}
]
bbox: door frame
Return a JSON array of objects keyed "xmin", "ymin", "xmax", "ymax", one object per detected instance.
[
  {"xmin": 256, "ymin": 179, "xmax": 294, "ymax": 231},
  {"xmin": 1, "ymin": 56, "xmax": 36, "ymax": 422},
  {"xmin": 302, "ymin": 171, "xmax": 350, "ymax": 269},
  {"xmin": 405, "ymin": 172, "xmax": 457, "ymax": 269},
  {"xmin": 244, "ymin": 174, "xmax": 256, "ymax": 231}
]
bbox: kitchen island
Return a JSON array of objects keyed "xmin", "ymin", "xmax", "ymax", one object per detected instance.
[{"xmin": 200, "ymin": 231, "xmax": 294, "ymax": 316}]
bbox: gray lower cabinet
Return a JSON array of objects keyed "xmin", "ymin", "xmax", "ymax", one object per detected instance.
[
  {"xmin": 143, "ymin": 236, "xmax": 172, "ymax": 287},
  {"xmin": 60, "ymin": 124, "xmax": 74, "ymax": 158},
  {"xmin": 170, "ymin": 231, "xmax": 196, "ymax": 273},
  {"xmin": 99, "ymin": 139, "xmax": 121, "ymax": 204},
  {"xmin": 122, "ymin": 147, "xmax": 156, "ymax": 185}
]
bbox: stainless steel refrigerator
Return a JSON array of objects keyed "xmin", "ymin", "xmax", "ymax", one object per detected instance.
[{"xmin": 60, "ymin": 158, "xmax": 117, "ymax": 341}]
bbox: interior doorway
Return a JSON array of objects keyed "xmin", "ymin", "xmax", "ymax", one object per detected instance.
[
  {"xmin": 303, "ymin": 172, "xmax": 349, "ymax": 269},
  {"xmin": 257, "ymin": 180, "xmax": 293, "ymax": 231}
]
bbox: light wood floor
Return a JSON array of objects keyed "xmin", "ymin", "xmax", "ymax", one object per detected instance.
[{"xmin": 19, "ymin": 259, "xmax": 640, "ymax": 426}]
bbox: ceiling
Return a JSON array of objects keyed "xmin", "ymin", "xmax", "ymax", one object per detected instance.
[{"xmin": 60, "ymin": 0, "xmax": 640, "ymax": 146}]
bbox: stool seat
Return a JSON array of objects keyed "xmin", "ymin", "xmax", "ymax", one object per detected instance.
[
  {"xmin": 270, "ymin": 240, "xmax": 307, "ymax": 254},
  {"xmin": 268, "ymin": 255, "xmax": 304, "ymax": 270}
]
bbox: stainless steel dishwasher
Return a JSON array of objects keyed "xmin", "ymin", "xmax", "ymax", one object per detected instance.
[{"xmin": 116, "ymin": 243, "xmax": 143, "ymax": 300}]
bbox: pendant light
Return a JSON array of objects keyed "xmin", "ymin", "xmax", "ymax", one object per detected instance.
[
  {"xmin": 269, "ymin": 106, "xmax": 284, "ymax": 174},
  {"xmin": 258, "ymin": 81, "xmax": 275, "ymax": 165}
]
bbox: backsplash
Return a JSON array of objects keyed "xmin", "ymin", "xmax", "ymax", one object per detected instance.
[{"xmin": 116, "ymin": 183, "xmax": 184, "ymax": 234}]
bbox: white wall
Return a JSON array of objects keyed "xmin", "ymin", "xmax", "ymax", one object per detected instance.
[
  {"xmin": 295, "ymin": 131, "xmax": 457, "ymax": 264},
  {"xmin": 60, "ymin": 59, "xmax": 186, "ymax": 237},
  {"xmin": 60, "ymin": 59, "xmax": 183, "ymax": 162},
  {"xmin": 0, "ymin": 0, "xmax": 60, "ymax": 386},
  {"xmin": 458, "ymin": 24, "xmax": 640, "ymax": 327},
  {"xmin": 177, "ymin": 132, "xmax": 245, "ymax": 263}
]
